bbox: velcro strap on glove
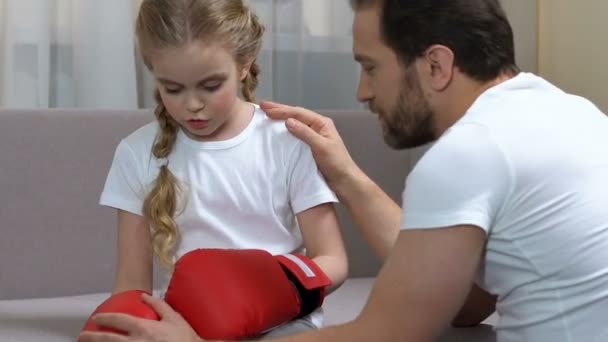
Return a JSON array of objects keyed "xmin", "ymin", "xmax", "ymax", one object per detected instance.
[{"xmin": 275, "ymin": 254, "xmax": 332, "ymax": 318}]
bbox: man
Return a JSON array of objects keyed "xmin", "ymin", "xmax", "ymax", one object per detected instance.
[{"xmin": 80, "ymin": 0, "xmax": 608, "ymax": 341}]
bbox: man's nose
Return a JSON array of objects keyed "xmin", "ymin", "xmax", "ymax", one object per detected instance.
[{"xmin": 356, "ymin": 73, "xmax": 373, "ymax": 103}]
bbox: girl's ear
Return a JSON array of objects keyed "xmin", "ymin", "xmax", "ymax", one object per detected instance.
[{"xmin": 239, "ymin": 61, "xmax": 253, "ymax": 81}]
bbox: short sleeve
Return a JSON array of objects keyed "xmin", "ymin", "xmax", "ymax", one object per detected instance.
[
  {"xmin": 287, "ymin": 142, "xmax": 338, "ymax": 214},
  {"xmin": 99, "ymin": 140, "xmax": 147, "ymax": 216},
  {"xmin": 401, "ymin": 124, "xmax": 513, "ymax": 233}
]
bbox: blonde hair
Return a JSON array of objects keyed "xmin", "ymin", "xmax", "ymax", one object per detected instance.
[{"xmin": 135, "ymin": 0, "xmax": 265, "ymax": 269}]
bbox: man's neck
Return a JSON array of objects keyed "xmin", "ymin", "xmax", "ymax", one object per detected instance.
[{"xmin": 434, "ymin": 72, "xmax": 518, "ymax": 136}]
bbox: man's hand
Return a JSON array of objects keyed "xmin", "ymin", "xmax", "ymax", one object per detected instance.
[
  {"xmin": 262, "ymin": 101, "xmax": 401, "ymax": 259},
  {"xmin": 78, "ymin": 293, "xmax": 203, "ymax": 342},
  {"xmin": 261, "ymin": 101, "xmax": 362, "ymax": 193}
]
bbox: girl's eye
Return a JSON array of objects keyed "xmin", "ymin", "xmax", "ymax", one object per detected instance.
[
  {"xmin": 202, "ymin": 82, "xmax": 222, "ymax": 92},
  {"xmin": 164, "ymin": 87, "xmax": 182, "ymax": 94}
]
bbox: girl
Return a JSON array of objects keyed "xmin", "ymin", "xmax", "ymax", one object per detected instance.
[{"xmin": 88, "ymin": 0, "xmax": 347, "ymax": 339}]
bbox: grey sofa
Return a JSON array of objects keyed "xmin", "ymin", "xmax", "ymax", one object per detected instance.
[{"xmin": 0, "ymin": 108, "xmax": 496, "ymax": 341}]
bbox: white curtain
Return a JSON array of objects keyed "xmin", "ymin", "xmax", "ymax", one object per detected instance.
[
  {"xmin": 0, "ymin": 0, "xmax": 139, "ymax": 108},
  {"xmin": 250, "ymin": 0, "xmax": 361, "ymax": 110},
  {"xmin": 0, "ymin": 0, "xmax": 362, "ymax": 110}
]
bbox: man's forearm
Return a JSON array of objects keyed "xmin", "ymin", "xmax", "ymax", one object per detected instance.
[
  {"xmin": 333, "ymin": 167, "xmax": 402, "ymax": 260},
  {"xmin": 451, "ymin": 284, "xmax": 497, "ymax": 327}
]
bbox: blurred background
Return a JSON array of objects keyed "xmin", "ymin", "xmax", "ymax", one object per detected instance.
[{"xmin": 0, "ymin": 0, "xmax": 605, "ymax": 112}]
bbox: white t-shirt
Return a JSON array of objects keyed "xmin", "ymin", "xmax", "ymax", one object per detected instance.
[
  {"xmin": 99, "ymin": 104, "xmax": 337, "ymax": 327},
  {"xmin": 402, "ymin": 73, "xmax": 608, "ymax": 342}
]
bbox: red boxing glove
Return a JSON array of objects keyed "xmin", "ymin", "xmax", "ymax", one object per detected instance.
[
  {"xmin": 164, "ymin": 248, "xmax": 331, "ymax": 340},
  {"xmin": 79, "ymin": 290, "xmax": 160, "ymax": 339}
]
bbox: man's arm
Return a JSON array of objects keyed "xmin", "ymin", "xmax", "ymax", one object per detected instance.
[
  {"xmin": 452, "ymin": 284, "xmax": 497, "ymax": 327},
  {"xmin": 340, "ymin": 173, "xmax": 497, "ymax": 327},
  {"xmin": 335, "ymin": 167, "xmax": 402, "ymax": 260},
  {"xmin": 262, "ymin": 101, "xmax": 495, "ymax": 333},
  {"xmin": 263, "ymin": 225, "xmax": 487, "ymax": 342}
]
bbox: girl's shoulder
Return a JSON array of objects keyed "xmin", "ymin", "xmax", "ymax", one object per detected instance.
[
  {"xmin": 118, "ymin": 121, "xmax": 160, "ymax": 153},
  {"xmin": 254, "ymin": 105, "xmax": 304, "ymax": 148}
]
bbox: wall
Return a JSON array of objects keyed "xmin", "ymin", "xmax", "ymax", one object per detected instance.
[
  {"xmin": 538, "ymin": 0, "xmax": 608, "ymax": 112},
  {"xmin": 501, "ymin": 0, "xmax": 539, "ymax": 73}
]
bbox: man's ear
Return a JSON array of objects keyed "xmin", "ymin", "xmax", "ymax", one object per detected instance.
[
  {"xmin": 240, "ymin": 61, "xmax": 253, "ymax": 81},
  {"xmin": 420, "ymin": 44, "xmax": 455, "ymax": 91}
]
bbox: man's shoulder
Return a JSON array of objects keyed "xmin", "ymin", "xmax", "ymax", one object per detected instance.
[
  {"xmin": 428, "ymin": 123, "xmax": 495, "ymax": 156},
  {"xmin": 413, "ymin": 123, "xmax": 509, "ymax": 179}
]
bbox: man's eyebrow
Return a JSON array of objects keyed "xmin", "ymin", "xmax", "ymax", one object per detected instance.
[{"xmin": 157, "ymin": 73, "xmax": 228, "ymax": 86}]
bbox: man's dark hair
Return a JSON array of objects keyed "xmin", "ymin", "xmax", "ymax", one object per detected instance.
[{"xmin": 351, "ymin": 0, "xmax": 519, "ymax": 81}]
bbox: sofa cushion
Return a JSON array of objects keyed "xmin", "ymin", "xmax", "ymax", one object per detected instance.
[
  {"xmin": 0, "ymin": 109, "xmax": 407, "ymax": 300},
  {"xmin": 0, "ymin": 278, "xmax": 496, "ymax": 341}
]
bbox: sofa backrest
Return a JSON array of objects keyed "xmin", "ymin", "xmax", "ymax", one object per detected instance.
[{"xmin": 0, "ymin": 108, "xmax": 419, "ymax": 299}]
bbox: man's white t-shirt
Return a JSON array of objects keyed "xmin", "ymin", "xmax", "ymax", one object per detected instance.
[
  {"xmin": 99, "ymin": 104, "xmax": 338, "ymax": 327},
  {"xmin": 402, "ymin": 73, "xmax": 608, "ymax": 341}
]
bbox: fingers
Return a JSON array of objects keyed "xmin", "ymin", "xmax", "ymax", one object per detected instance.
[
  {"xmin": 141, "ymin": 293, "xmax": 174, "ymax": 320},
  {"xmin": 263, "ymin": 103, "xmax": 327, "ymax": 128},
  {"xmin": 262, "ymin": 106, "xmax": 294, "ymax": 121},
  {"xmin": 91, "ymin": 313, "xmax": 141, "ymax": 335},
  {"xmin": 259, "ymin": 100, "xmax": 284, "ymax": 110},
  {"xmin": 284, "ymin": 118, "xmax": 325, "ymax": 147},
  {"xmin": 261, "ymin": 102, "xmax": 339, "ymax": 149}
]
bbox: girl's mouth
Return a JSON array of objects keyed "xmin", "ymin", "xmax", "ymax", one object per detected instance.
[{"xmin": 187, "ymin": 119, "xmax": 209, "ymax": 130}]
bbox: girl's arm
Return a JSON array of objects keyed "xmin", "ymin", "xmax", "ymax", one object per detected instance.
[
  {"xmin": 297, "ymin": 203, "xmax": 348, "ymax": 293},
  {"xmin": 112, "ymin": 209, "xmax": 154, "ymax": 294}
]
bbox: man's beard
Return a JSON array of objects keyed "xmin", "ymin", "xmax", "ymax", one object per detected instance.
[{"xmin": 373, "ymin": 70, "xmax": 436, "ymax": 150}]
